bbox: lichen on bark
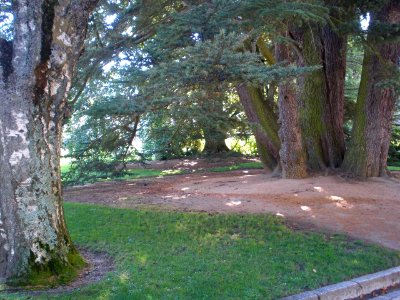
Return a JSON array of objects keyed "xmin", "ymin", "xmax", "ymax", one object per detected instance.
[
  {"xmin": 0, "ymin": 0, "xmax": 99, "ymax": 286},
  {"xmin": 296, "ymin": 24, "xmax": 346, "ymax": 171}
]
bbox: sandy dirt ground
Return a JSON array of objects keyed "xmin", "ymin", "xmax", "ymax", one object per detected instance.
[{"xmin": 64, "ymin": 158, "xmax": 400, "ymax": 250}]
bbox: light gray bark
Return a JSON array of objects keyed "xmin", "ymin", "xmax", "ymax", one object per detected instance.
[{"xmin": 0, "ymin": 0, "xmax": 98, "ymax": 284}]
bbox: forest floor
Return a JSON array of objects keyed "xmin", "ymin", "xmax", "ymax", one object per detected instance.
[{"xmin": 64, "ymin": 157, "xmax": 400, "ymax": 250}]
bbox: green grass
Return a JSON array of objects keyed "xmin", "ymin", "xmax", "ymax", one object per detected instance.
[
  {"xmin": 388, "ymin": 165, "xmax": 400, "ymax": 171},
  {"xmin": 106, "ymin": 168, "xmax": 184, "ymax": 180},
  {"xmin": 61, "ymin": 161, "xmax": 263, "ymax": 185},
  {"xmin": 60, "ymin": 163, "xmax": 71, "ymax": 174},
  {"xmin": 207, "ymin": 161, "xmax": 263, "ymax": 172},
  {"xmin": 4, "ymin": 202, "xmax": 399, "ymax": 299},
  {"xmin": 61, "ymin": 164, "xmax": 184, "ymax": 185},
  {"xmin": 63, "ymin": 160, "xmax": 400, "ymax": 185}
]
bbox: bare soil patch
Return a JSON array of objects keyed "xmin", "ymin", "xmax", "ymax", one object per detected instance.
[{"xmin": 64, "ymin": 158, "xmax": 400, "ymax": 250}]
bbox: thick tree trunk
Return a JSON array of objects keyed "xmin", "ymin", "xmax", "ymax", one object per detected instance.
[
  {"xmin": 276, "ymin": 37, "xmax": 308, "ymax": 179},
  {"xmin": 0, "ymin": 0, "xmax": 97, "ymax": 285},
  {"xmin": 203, "ymin": 128, "xmax": 229, "ymax": 153},
  {"xmin": 297, "ymin": 25, "xmax": 346, "ymax": 170},
  {"xmin": 321, "ymin": 25, "xmax": 347, "ymax": 167},
  {"xmin": 342, "ymin": 1, "xmax": 400, "ymax": 177},
  {"xmin": 201, "ymin": 93, "xmax": 230, "ymax": 154},
  {"xmin": 236, "ymin": 83, "xmax": 280, "ymax": 170}
]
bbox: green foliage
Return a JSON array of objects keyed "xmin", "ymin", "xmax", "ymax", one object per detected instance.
[
  {"xmin": 4, "ymin": 202, "xmax": 399, "ymax": 299},
  {"xmin": 0, "ymin": 1, "xmax": 13, "ymax": 40},
  {"xmin": 64, "ymin": 0, "xmax": 330, "ymax": 181},
  {"xmin": 389, "ymin": 125, "xmax": 400, "ymax": 164},
  {"xmin": 63, "ymin": 0, "xmax": 399, "ymax": 180}
]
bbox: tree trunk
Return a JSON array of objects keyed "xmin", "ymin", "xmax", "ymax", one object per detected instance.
[
  {"xmin": 297, "ymin": 24, "xmax": 346, "ymax": 170},
  {"xmin": 201, "ymin": 92, "xmax": 230, "ymax": 154},
  {"xmin": 0, "ymin": 0, "xmax": 98, "ymax": 285},
  {"xmin": 236, "ymin": 83, "xmax": 280, "ymax": 170},
  {"xmin": 203, "ymin": 127, "xmax": 229, "ymax": 153},
  {"xmin": 342, "ymin": 1, "xmax": 400, "ymax": 177},
  {"xmin": 276, "ymin": 36, "xmax": 308, "ymax": 179}
]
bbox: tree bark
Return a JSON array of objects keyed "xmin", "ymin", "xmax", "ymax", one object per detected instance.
[
  {"xmin": 296, "ymin": 24, "xmax": 346, "ymax": 170},
  {"xmin": 276, "ymin": 36, "xmax": 308, "ymax": 179},
  {"xmin": 342, "ymin": 1, "xmax": 400, "ymax": 177},
  {"xmin": 203, "ymin": 127, "xmax": 229, "ymax": 153},
  {"xmin": 0, "ymin": 0, "xmax": 98, "ymax": 285},
  {"xmin": 201, "ymin": 93, "xmax": 230, "ymax": 154},
  {"xmin": 236, "ymin": 84, "xmax": 280, "ymax": 170}
]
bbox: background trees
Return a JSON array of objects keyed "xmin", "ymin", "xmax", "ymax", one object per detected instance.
[{"xmin": 65, "ymin": 0, "xmax": 399, "ymax": 180}]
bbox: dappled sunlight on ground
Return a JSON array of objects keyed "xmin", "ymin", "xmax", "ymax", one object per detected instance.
[
  {"xmin": 225, "ymin": 200, "xmax": 242, "ymax": 207},
  {"xmin": 63, "ymin": 162, "xmax": 400, "ymax": 250},
  {"xmin": 328, "ymin": 195, "xmax": 344, "ymax": 201},
  {"xmin": 301, "ymin": 205, "xmax": 311, "ymax": 212},
  {"xmin": 239, "ymin": 174, "xmax": 256, "ymax": 178}
]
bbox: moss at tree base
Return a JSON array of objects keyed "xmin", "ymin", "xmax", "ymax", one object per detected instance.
[{"xmin": 6, "ymin": 247, "xmax": 86, "ymax": 289}]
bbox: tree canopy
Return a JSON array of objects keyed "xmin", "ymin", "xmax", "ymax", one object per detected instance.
[{"xmin": 64, "ymin": 0, "xmax": 399, "ymax": 180}]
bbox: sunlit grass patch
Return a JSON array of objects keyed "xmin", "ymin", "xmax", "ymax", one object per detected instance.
[
  {"xmin": 5, "ymin": 202, "xmax": 398, "ymax": 299},
  {"xmin": 388, "ymin": 165, "xmax": 400, "ymax": 171},
  {"xmin": 208, "ymin": 161, "xmax": 263, "ymax": 172}
]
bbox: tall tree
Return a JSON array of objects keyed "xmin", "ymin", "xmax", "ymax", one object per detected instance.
[
  {"xmin": 295, "ymin": 22, "xmax": 347, "ymax": 170},
  {"xmin": 0, "ymin": 0, "xmax": 97, "ymax": 285},
  {"xmin": 276, "ymin": 33, "xmax": 308, "ymax": 178},
  {"xmin": 343, "ymin": 0, "xmax": 400, "ymax": 177}
]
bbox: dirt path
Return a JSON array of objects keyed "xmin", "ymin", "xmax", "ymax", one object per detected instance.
[{"xmin": 64, "ymin": 163, "xmax": 400, "ymax": 250}]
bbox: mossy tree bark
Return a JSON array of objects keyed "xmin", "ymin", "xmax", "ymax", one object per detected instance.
[
  {"xmin": 276, "ymin": 35, "xmax": 308, "ymax": 179},
  {"xmin": 296, "ymin": 24, "xmax": 347, "ymax": 170},
  {"xmin": 342, "ymin": 1, "xmax": 400, "ymax": 177},
  {"xmin": 236, "ymin": 37, "xmax": 280, "ymax": 171},
  {"xmin": 236, "ymin": 84, "xmax": 280, "ymax": 171},
  {"xmin": 0, "ymin": 0, "xmax": 98, "ymax": 285}
]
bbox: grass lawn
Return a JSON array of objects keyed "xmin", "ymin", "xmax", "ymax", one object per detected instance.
[
  {"xmin": 63, "ymin": 162, "xmax": 400, "ymax": 185},
  {"xmin": 207, "ymin": 161, "xmax": 263, "ymax": 172},
  {"xmin": 61, "ymin": 161, "xmax": 264, "ymax": 185},
  {"xmin": 4, "ymin": 202, "xmax": 399, "ymax": 299}
]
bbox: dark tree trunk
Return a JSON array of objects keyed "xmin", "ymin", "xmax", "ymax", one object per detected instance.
[
  {"xmin": 342, "ymin": 1, "xmax": 400, "ymax": 177},
  {"xmin": 236, "ymin": 83, "xmax": 280, "ymax": 171},
  {"xmin": 203, "ymin": 128, "xmax": 229, "ymax": 153},
  {"xmin": 201, "ymin": 93, "xmax": 230, "ymax": 154},
  {"xmin": 296, "ymin": 24, "xmax": 346, "ymax": 170},
  {"xmin": 276, "ymin": 36, "xmax": 308, "ymax": 179},
  {"xmin": 0, "ymin": 0, "xmax": 98, "ymax": 285}
]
